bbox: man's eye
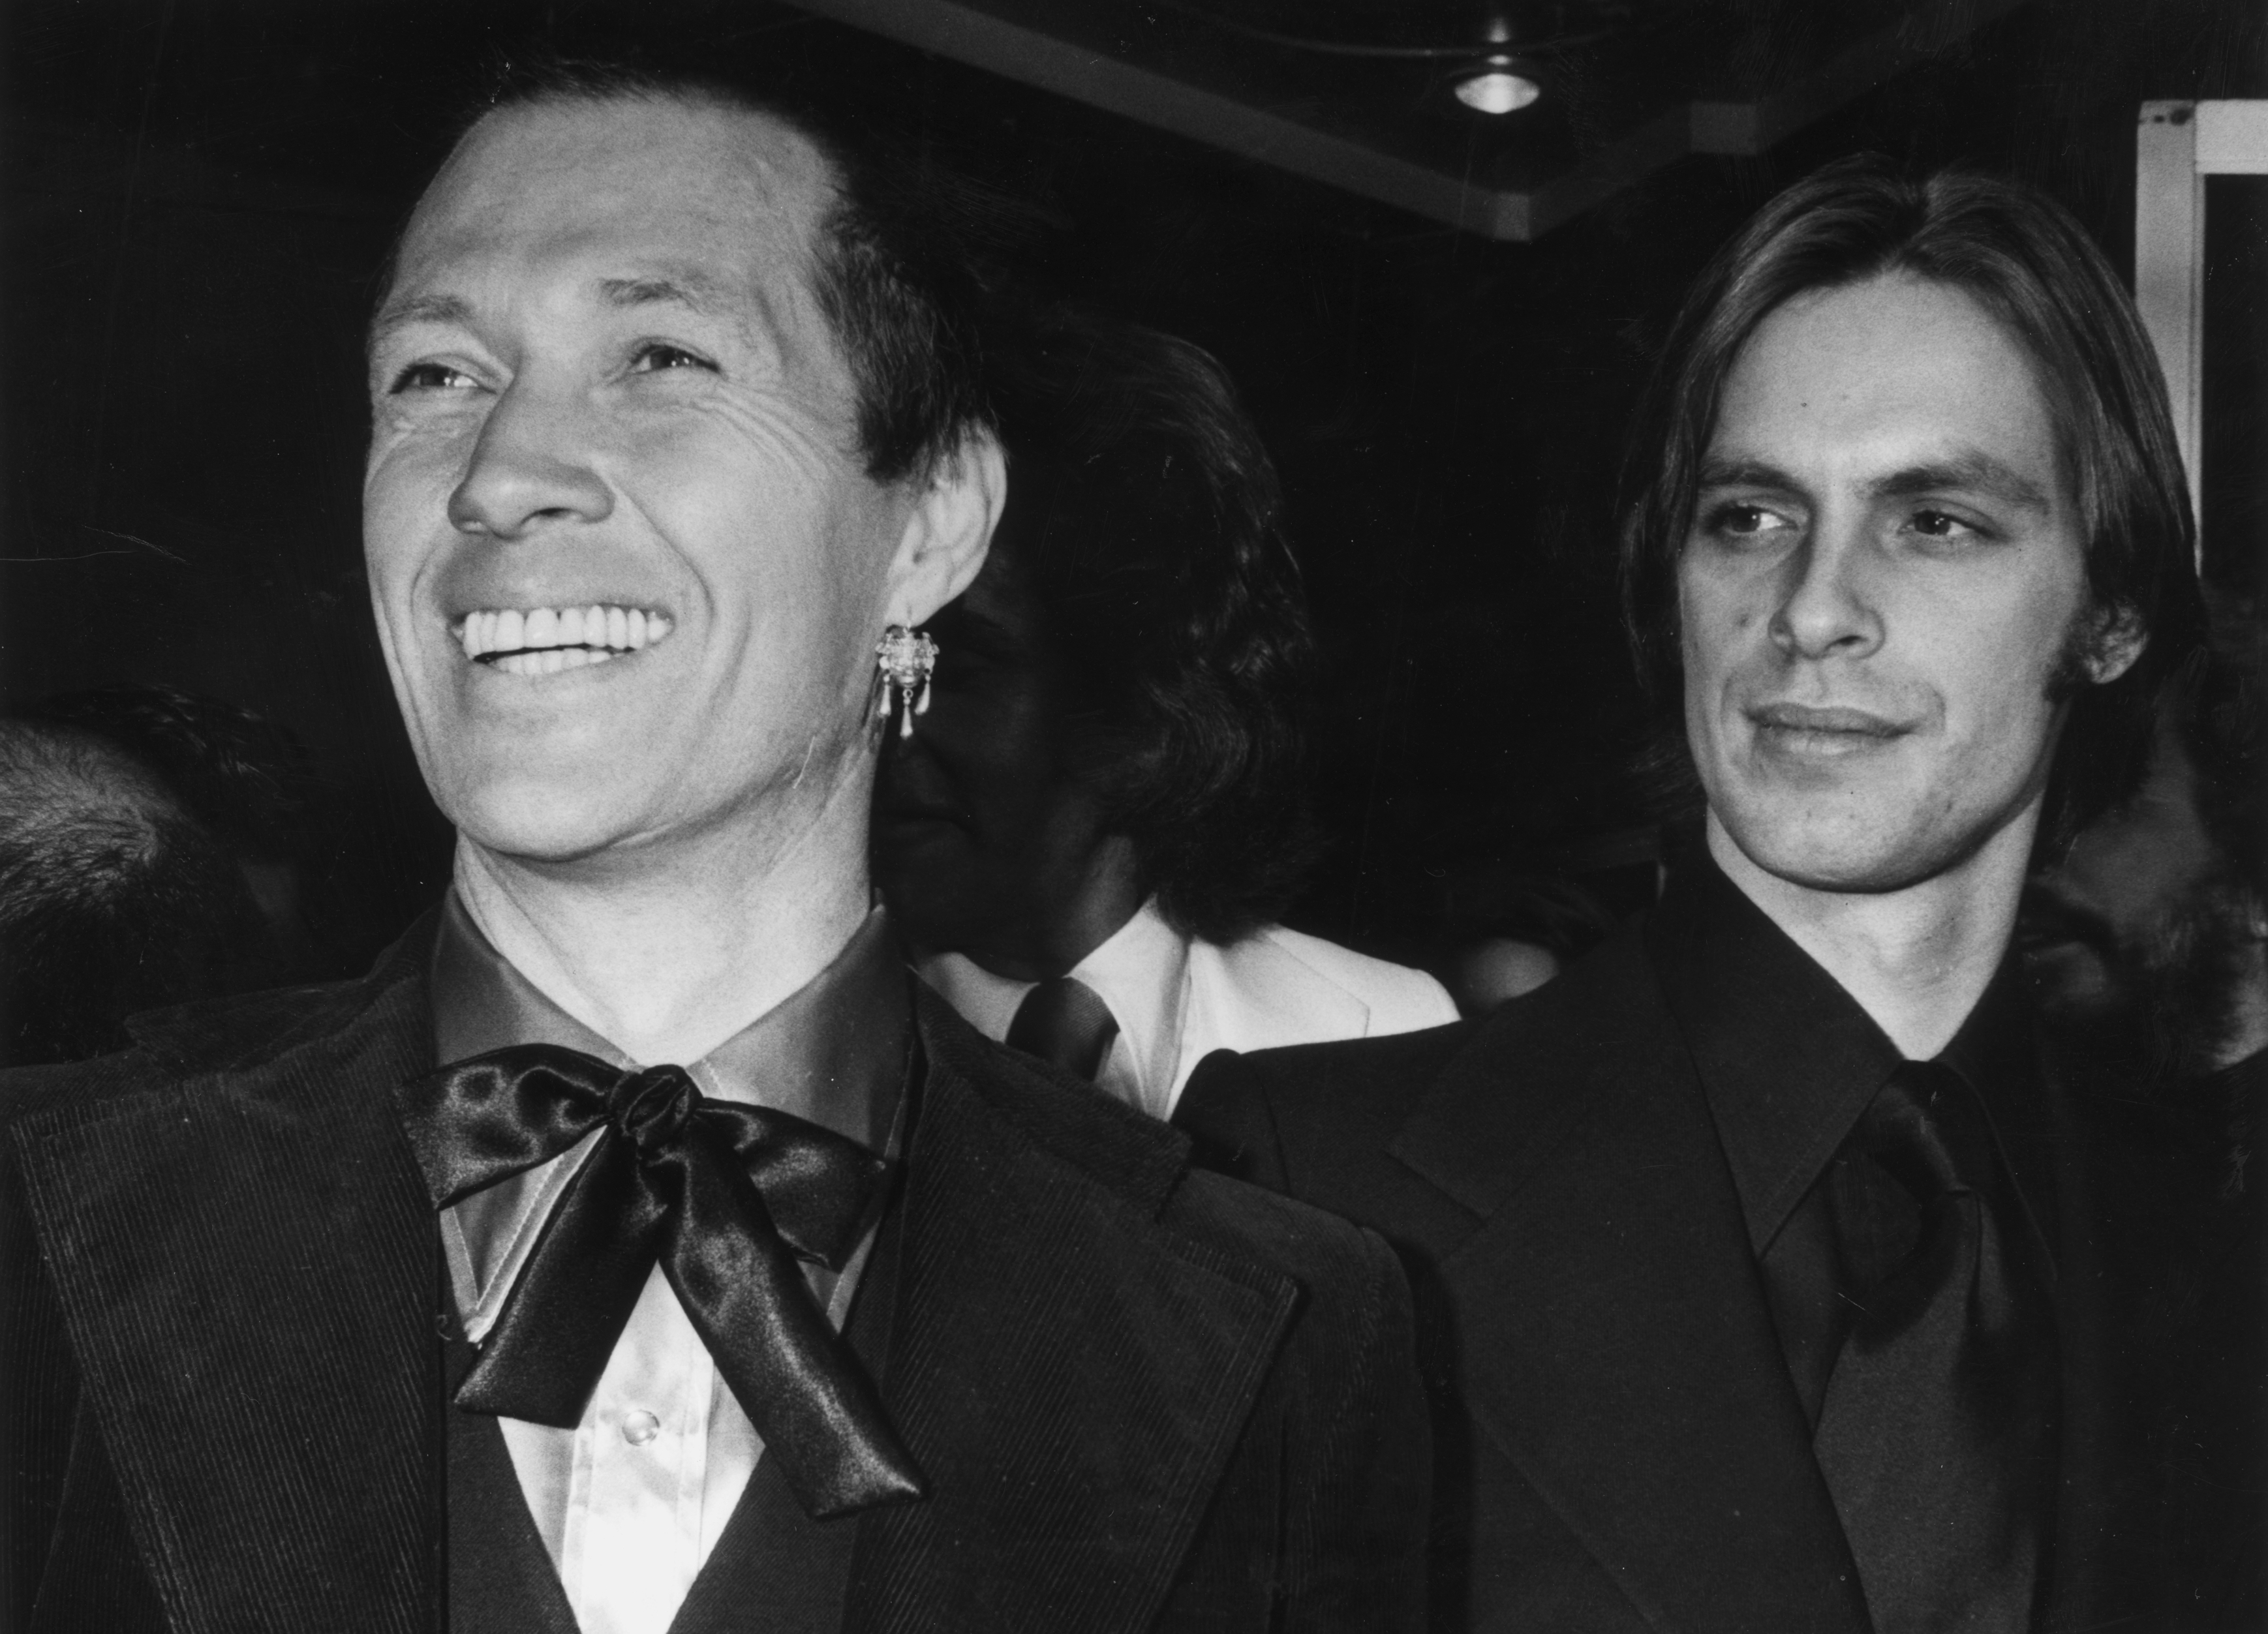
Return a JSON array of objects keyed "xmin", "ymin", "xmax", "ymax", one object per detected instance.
[
  {"xmin": 388, "ymin": 361, "xmax": 476, "ymax": 394},
  {"xmin": 1703, "ymin": 502, "xmax": 1792, "ymax": 539},
  {"xmin": 1908, "ymin": 509, "xmax": 1984, "ymax": 540},
  {"xmin": 628, "ymin": 343, "xmax": 716, "ymax": 374}
]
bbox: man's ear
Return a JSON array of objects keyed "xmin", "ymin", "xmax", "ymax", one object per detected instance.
[
  {"xmin": 2082, "ymin": 599, "xmax": 2148, "ymax": 685},
  {"xmin": 884, "ymin": 429, "xmax": 1007, "ymax": 628}
]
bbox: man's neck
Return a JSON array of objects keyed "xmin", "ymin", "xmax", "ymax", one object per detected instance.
[
  {"xmin": 1706, "ymin": 810, "xmax": 2032, "ymax": 1060},
  {"xmin": 453, "ymin": 779, "xmax": 876, "ymax": 1067}
]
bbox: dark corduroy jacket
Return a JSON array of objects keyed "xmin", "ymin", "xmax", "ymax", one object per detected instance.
[{"xmin": 0, "ymin": 918, "xmax": 1430, "ymax": 1633}]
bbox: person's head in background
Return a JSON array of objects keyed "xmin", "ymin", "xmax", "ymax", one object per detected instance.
[
  {"xmin": 2023, "ymin": 598, "xmax": 2267, "ymax": 1084},
  {"xmin": 0, "ymin": 689, "xmax": 303, "ymax": 1065},
  {"xmin": 27, "ymin": 684, "xmax": 315, "ymax": 968},
  {"xmin": 1616, "ymin": 157, "xmax": 2206, "ymax": 995},
  {"xmin": 872, "ymin": 304, "xmax": 1321, "ymax": 978}
]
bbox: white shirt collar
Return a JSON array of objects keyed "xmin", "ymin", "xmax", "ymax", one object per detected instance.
[{"xmin": 913, "ymin": 897, "xmax": 1193, "ymax": 1120}]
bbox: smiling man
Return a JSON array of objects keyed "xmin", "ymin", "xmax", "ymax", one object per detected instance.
[
  {"xmin": 0, "ymin": 59, "xmax": 1428, "ymax": 1634},
  {"xmin": 1179, "ymin": 158, "xmax": 2211, "ymax": 1632}
]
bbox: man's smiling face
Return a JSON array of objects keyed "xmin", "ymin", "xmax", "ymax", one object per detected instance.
[
  {"xmin": 1679, "ymin": 272, "xmax": 2134, "ymax": 894},
  {"xmin": 364, "ymin": 95, "xmax": 915, "ymax": 865}
]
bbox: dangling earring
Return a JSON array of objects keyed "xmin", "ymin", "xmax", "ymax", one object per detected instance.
[{"xmin": 873, "ymin": 624, "xmax": 938, "ymax": 739}]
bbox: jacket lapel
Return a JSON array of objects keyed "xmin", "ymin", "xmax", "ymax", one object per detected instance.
[
  {"xmin": 1392, "ymin": 931, "xmax": 1871, "ymax": 1634},
  {"xmin": 10, "ymin": 945, "xmax": 440, "ymax": 1634},
  {"xmin": 848, "ymin": 997, "xmax": 1298, "ymax": 1634}
]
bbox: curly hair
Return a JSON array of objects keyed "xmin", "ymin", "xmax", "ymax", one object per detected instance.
[
  {"xmin": 1617, "ymin": 156, "xmax": 2208, "ymax": 852},
  {"xmin": 985, "ymin": 306, "xmax": 1322, "ymax": 943}
]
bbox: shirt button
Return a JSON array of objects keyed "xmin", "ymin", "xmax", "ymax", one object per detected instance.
[{"xmin": 621, "ymin": 1410, "xmax": 661, "ymax": 1446}]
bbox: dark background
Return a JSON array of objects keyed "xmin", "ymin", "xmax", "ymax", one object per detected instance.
[{"xmin": 3, "ymin": 0, "xmax": 2262, "ymax": 976}]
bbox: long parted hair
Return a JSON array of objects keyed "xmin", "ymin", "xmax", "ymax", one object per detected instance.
[{"xmin": 1616, "ymin": 156, "xmax": 2208, "ymax": 854}]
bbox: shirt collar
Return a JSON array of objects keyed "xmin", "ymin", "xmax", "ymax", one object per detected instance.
[
  {"xmin": 1070, "ymin": 899, "xmax": 1190, "ymax": 1112},
  {"xmin": 1937, "ymin": 952, "xmax": 2057, "ymax": 1254},
  {"xmin": 911, "ymin": 897, "xmax": 1192, "ymax": 1112},
  {"xmin": 1647, "ymin": 853, "xmax": 2047, "ymax": 1254},
  {"xmin": 429, "ymin": 893, "xmax": 914, "ymax": 1331},
  {"xmin": 432, "ymin": 893, "xmax": 910, "ymax": 1149}
]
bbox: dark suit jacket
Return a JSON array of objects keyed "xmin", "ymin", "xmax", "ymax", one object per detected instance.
[
  {"xmin": 0, "ymin": 920, "xmax": 1429, "ymax": 1633},
  {"xmin": 1176, "ymin": 920, "xmax": 2257, "ymax": 1634}
]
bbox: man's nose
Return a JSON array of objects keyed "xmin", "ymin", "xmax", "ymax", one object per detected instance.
[
  {"xmin": 1768, "ymin": 523, "xmax": 1883, "ymax": 661},
  {"xmin": 446, "ymin": 382, "xmax": 613, "ymax": 538}
]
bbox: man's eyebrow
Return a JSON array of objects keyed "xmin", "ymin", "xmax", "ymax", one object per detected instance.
[
  {"xmin": 368, "ymin": 292, "xmax": 472, "ymax": 350},
  {"xmin": 598, "ymin": 272, "xmax": 732, "ymax": 314},
  {"xmin": 1868, "ymin": 453, "xmax": 2053, "ymax": 513},
  {"xmin": 1694, "ymin": 456, "xmax": 1802, "ymax": 492},
  {"xmin": 1694, "ymin": 451, "xmax": 2055, "ymax": 514}
]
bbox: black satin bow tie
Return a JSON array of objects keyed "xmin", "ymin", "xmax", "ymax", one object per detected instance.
[{"xmin": 398, "ymin": 1043, "xmax": 924, "ymax": 1519}]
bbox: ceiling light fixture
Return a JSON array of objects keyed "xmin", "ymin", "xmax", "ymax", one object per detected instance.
[
  {"xmin": 1454, "ymin": 55, "xmax": 1542, "ymax": 115},
  {"xmin": 1157, "ymin": 1, "xmax": 1563, "ymax": 115}
]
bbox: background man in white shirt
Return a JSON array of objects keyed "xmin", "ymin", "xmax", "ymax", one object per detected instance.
[{"xmin": 874, "ymin": 306, "xmax": 1455, "ymax": 1119}]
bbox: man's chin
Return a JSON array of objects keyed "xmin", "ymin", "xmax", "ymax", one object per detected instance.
[
  {"xmin": 439, "ymin": 778, "xmax": 656, "ymax": 871},
  {"xmin": 1715, "ymin": 814, "xmax": 1963, "ymax": 897}
]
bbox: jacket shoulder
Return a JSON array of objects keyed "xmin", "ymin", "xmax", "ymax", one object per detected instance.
[
  {"xmin": 1240, "ymin": 926, "xmax": 1459, "ymax": 1034},
  {"xmin": 1178, "ymin": 924, "xmax": 1666, "ymax": 1242},
  {"xmin": 0, "ymin": 922, "xmax": 432, "ymax": 1139},
  {"xmin": 0, "ymin": 984, "xmax": 330, "ymax": 1131},
  {"xmin": 1182, "ymin": 1016, "xmax": 1478, "ymax": 1157},
  {"xmin": 1161, "ymin": 1158, "xmax": 1405, "ymax": 1308},
  {"xmin": 917, "ymin": 984, "xmax": 1402, "ymax": 1304},
  {"xmin": 1195, "ymin": 920, "xmax": 1658, "ymax": 1139}
]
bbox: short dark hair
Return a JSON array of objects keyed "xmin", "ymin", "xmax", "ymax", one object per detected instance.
[
  {"xmin": 1618, "ymin": 156, "xmax": 2208, "ymax": 848},
  {"xmin": 0, "ymin": 722, "xmax": 269, "ymax": 1065},
  {"xmin": 986, "ymin": 305, "xmax": 1321, "ymax": 943},
  {"xmin": 391, "ymin": 49, "xmax": 1014, "ymax": 485}
]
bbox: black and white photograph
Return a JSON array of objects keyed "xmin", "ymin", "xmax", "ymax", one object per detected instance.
[{"xmin": 1, "ymin": 1, "xmax": 2264, "ymax": 1629}]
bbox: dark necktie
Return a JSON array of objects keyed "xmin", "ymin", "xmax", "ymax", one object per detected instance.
[
  {"xmin": 1800, "ymin": 1062, "xmax": 2057, "ymax": 1634},
  {"xmin": 1005, "ymin": 976, "xmax": 1120, "ymax": 1082},
  {"xmin": 397, "ymin": 1044, "xmax": 924, "ymax": 1519}
]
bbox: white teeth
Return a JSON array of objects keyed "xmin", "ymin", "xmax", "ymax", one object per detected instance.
[{"xmin": 457, "ymin": 603, "xmax": 673, "ymax": 673}]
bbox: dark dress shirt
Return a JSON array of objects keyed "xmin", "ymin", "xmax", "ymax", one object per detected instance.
[{"xmin": 1647, "ymin": 858, "xmax": 2059, "ymax": 1596}]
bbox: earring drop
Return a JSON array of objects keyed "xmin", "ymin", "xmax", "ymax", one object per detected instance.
[{"xmin": 874, "ymin": 624, "xmax": 938, "ymax": 738}]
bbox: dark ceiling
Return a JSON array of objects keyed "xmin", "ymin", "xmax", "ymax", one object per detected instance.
[
  {"xmin": 799, "ymin": 0, "xmax": 2034, "ymax": 237},
  {"xmin": 3, "ymin": 0, "xmax": 2262, "ymax": 973}
]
